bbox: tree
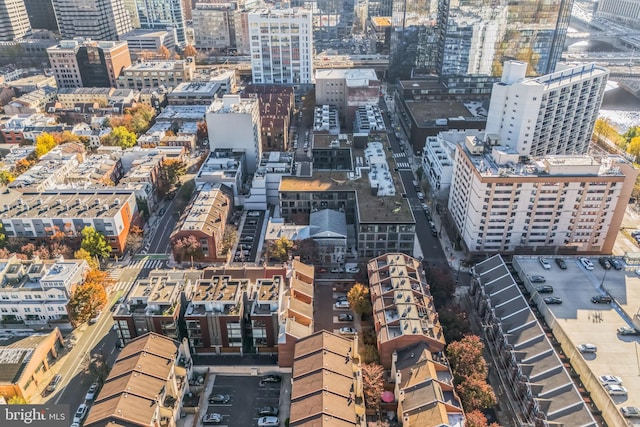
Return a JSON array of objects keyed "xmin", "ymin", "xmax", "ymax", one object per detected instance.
[
  {"xmin": 74, "ymin": 248, "xmax": 99, "ymax": 269},
  {"xmin": 446, "ymin": 335, "xmax": 488, "ymax": 383},
  {"xmin": 456, "ymin": 376, "xmax": 497, "ymax": 412},
  {"xmin": 221, "ymin": 225, "xmax": 237, "ymax": 255},
  {"xmin": 425, "ymin": 266, "xmax": 455, "ymax": 307},
  {"xmin": 0, "ymin": 169, "xmax": 15, "ymax": 184},
  {"xmin": 266, "ymin": 236, "xmax": 294, "ymax": 262},
  {"xmin": 158, "ymin": 45, "xmax": 171, "ymax": 59},
  {"xmin": 55, "ymin": 130, "xmax": 81, "ymax": 144},
  {"xmin": 627, "ymin": 136, "xmax": 640, "ymax": 159},
  {"xmin": 86, "ymin": 352, "xmax": 111, "ymax": 383},
  {"xmin": 172, "ymin": 235, "xmax": 202, "ymax": 262},
  {"xmin": 20, "ymin": 243, "xmax": 36, "ymax": 258},
  {"xmin": 126, "ymin": 226, "xmax": 144, "ymax": 254},
  {"xmin": 362, "ymin": 363, "xmax": 384, "ymax": 410},
  {"xmin": 197, "ymin": 121, "xmax": 208, "ymax": 142},
  {"xmin": 438, "ymin": 306, "xmax": 471, "ymax": 343},
  {"xmin": 292, "ymin": 238, "xmax": 316, "ymax": 263},
  {"xmin": 347, "ymin": 283, "xmax": 372, "ymax": 318},
  {"xmin": 84, "ymin": 269, "xmax": 114, "ymax": 290},
  {"xmin": 623, "ymin": 126, "xmax": 640, "ymax": 143},
  {"xmin": 68, "ymin": 281, "xmax": 107, "ymax": 325},
  {"xmin": 102, "ymin": 126, "xmax": 137, "ymax": 149},
  {"xmin": 80, "ymin": 226, "xmax": 112, "ymax": 260},
  {"xmin": 161, "ymin": 158, "xmax": 187, "ymax": 187},
  {"xmin": 35, "ymin": 132, "xmax": 58, "ymax": 158},
  {"xmin": 12, "ymin": 158, "xmax": 34, "ymax": 175},
  {"xmin": 0, "ymin": 223, "xmax": 5, "ymax": 248},
  {"xmin": 183, "ymin": 45, "xmax": 198, "ymax": 58},
  {"xmin": 7, "ymin": 395, "xmax": 27, "ymax": 404}
]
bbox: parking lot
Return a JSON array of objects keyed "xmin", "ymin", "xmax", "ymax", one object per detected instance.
[
  {"xmin": 201, "ymin": 374, "xmax": 282, "ymax": 426},
  {"xmin": 313, "ymin": 281, "xmax": 358, "ymax": 336},
  {"xmin": 233, "ymin": 211, "xmax": 265, "ymax": 263}
]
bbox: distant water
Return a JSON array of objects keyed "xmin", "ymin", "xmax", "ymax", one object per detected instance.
[{"xmin": 600, "ymin": 86, "xmax": 640, "ymax": 133}]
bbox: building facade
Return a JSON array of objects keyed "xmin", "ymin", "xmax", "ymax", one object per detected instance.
[
  {"xmin": 485, "ymin": 61, "xmax": 609, "ymax": 157},
  {"xmin": 0, "ymin": 0, "xmax": 31, "ymax": 41},
  {"xmin": 596, "ymin": 0, "xmax": 640, "ymax": 30},
  {"xmin": 116, "ymin": 58, "xmax": 195, "ymax": 89},
  {"xmin": 248, "ymin": 8, "xmax": 314, "ymax": 85},
  {"xmin": 136, "ymin": 0, "xmax": 186, "ymax": 46},
  {"xmin": 51, "ymin": 0, "xmax": 132, "ymax": 41},
  {"xmin": 192, "ymin": 2, "xmax": 236, "ymax": 50}
]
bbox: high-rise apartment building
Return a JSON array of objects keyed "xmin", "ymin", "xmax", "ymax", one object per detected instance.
[
  {"xmin": 52, "ymin": 0, "xmax": 132, "ymax": 41},
  {"xmin": 485, "ymin": 61, "xmax": 609, "ymax": 157},
  {"xmin": 290, "ymin": 0, "xmax": 356, "ymax": 43},
  {"xmin": 192, "ymin": 2, "xmax": 236, "ymax": 50},
  {"xmin": 0, "ymin": 0, "xmax": 31, "ymax": 41},
  {"xmin": 23, "ymin": 0, "xmax": 57, "ymax": 32},
  {"xmin": 248, "ymin": 8, "xmax": 313, "ymax": 85},
  {"xmin": 47, "ymin": 39, "xmax": 132, "ymax": 88},
  {"xmin": 122, "ymin": 0, "xmax": 140, "ymax": 28},
  {"xmin": 596, "ymin": 0, "xmax": 640, "ymax": 30},
  {"xmin": 136, "ymin": 0, "xmax": 187, "ymax": 46}
]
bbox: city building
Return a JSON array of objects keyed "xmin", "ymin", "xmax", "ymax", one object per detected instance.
[
  {"xmin": 290, "ymin": 0, "xmax": 356, "ymax": 44},
  {"xmin": 47, "ymin": 39, "xmax": 132, "ymax": 89},
  {"xmin": 391, "ymin": 342, "xmax": 465, "ymax": 427},
  {"xmin": 206, "ymin": 94, "xmax": 262, "ymax": 173},
  {"xmin": 312, "ymin": 104, "xmax": 340, "ymax": 134},
  {"xmin": 167, "ymin": 81, "xmax": 222, "ymax": 105},
  {"xmin": 244, "ymin": 151, "xmax": 295, "ymax": 210},
  {"xmin": 315, "ymin": 69, "xmax": 380, "ymax": 128},
  {"xmin": 192, "ymin": 2, "xmax": 236, "ymax": 50},
  {"xmin": 9, "ymin": 146, "xmax": 81, "ymax": 191},
  {"xmin": 170, "ymin": 183, "xmax": 234, "ymax": 263},
  {"xmin": 3, "ymin": 86, "xmax": 57, "ymax": 115},
  {"xmin": 308, "ymin": 209, "xmax": 347, "ymax": 264},
  {"xmin": 84, "ymin": 333, "xmax": 192, "ymax": 427},
  {"xmin": 0, "ymin": 0, "xmax": 31, "ymax": 41},
  {"xmin": 448, "ymin": 140, "xmax": 638, "ymax": 254},
  {"xmin": 0, "ymin": 189, "xmax": 138, "ymax": 254},
  {"xmin": 23, "ymin": 0, "xmax": 58, "ymax": 32},
  {"xmin": 367, "ymin": 253, "xmax": 445, "ymax": 368},
  {"xmin": 0, "ymin": 329, "xmax": 65, "ymax": 403},
  {"xmin": 248, "ymin": 8, "xmax": 314, "ymax": 85},
  {"xmin": 120, "ymin": 29, "xmax": 176, "ymax": 53},
  {"xmin": 596, "ymin": 0, "xmax": 640, "ymax": 30},
  {"xmin": 56, "ymin": 87, "xmax": 135, "ymax": 109},
  {"xmin": 116, "ymin": 58, "xmax": 195, "ymax": 90},
  {"xmin": 289, "ymin": 331, "xmax": 366, "ymax": 427},
  {"xmin": 244, "ymin": 84, "xmax": 295, "ymax": 152},
  {"xmin": 65, "ymin": 153, "xmax": 124, "ymax": 186},
  {"xmin": 208, "ymin": 69, "xmax": 237, "ymax": 94},
  {"xmin": 194, "ymin": 150, "xmax": 245, "ymax": 204},
  {"xmin": 136, "ymin": 0, "xmax": 186, "ymax": 46},
  {"xmin": 353, "ymin": 105, "xmax": 386, "ymax": 134},
  {"xmin": 51, "ymin": 0, "xmax": 132, "ymax": 41},
  {"xmin": 486, "ymin": 61, "xmax": 609, "ymax": 157}
]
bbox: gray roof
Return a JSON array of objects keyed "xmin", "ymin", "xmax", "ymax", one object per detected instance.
[{"xmin": 309, "ymin": 209, "xmax": 347, "ymax": 239}]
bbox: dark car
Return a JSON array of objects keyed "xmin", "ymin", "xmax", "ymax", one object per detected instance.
[
  {"xmin": 543, "ymin": 297, "xmax": 562, "ymax": 304},
  {"xmin": 530, "ymin": 276, "xmax": 546, "ymax": 283},
  {"xmin": 599, "ymin": 257, "xmax": 611, "ymax": 270},
  {"xmin": 536, "ymin": 285, "xmax": 554, "ymax": 294},
  {"xmin": 208, "ymin": 394, "xmax": 230, "ymax": 404},
  {"xmin": 46, "ymin": 374, "xmax": 62, "ymax": 393},
  {"xmin": 555, "ymin": 258, "xmax": 567, "ymax": 269},
  {"xmin": 258, "ymin": 407, "xmax": 279, "ymax": 417},
  {"xmin": 260, "ymin": 374, "xmax": 282, "ymax": 384},
  {"xmin": 591, "ymin": 295, "xmax": 612, "ymax": 304},
  {"xmin": 338, "ymin": 313, "xmax": 353, "ymax": 322},
  {"xmin": 609, "ymin": 258, "xmax": 623, "ymax": 270}
]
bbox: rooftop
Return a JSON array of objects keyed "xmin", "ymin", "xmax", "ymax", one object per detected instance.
[
  {"xmin": 315, "ymin": 68, "xmax": 379, "ymax": 83},
  {"xmin": 170, "ymin": 81, "xmax": 220, "ymax": 96},
  {"xmin": 405, "ymin": 100, "xmax": 476, "ymax": 126},
  {"xmin": 172, "ymin": 183, "xmax": 231, "ymax": 237},
  {"xmin": 125, "ymin": 60, "xmax": 191, "ymax": 71}
]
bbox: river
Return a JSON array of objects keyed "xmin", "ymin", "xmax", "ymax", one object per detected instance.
[{"xmin": 600, "ymin": 85, "xmax": 640, "ymax": 133}]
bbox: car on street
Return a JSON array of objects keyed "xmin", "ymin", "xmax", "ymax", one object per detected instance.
[
  {"xmin": 46, "ymin": 374, "xmax": 62, "ymax": 393},
  {"xmin": 580, "ymin": 257, "xmax": 594, "ymax": 270},
  {"xmin": 555, "ymin": 258, "xmax": 567, "ymax": 269},
  {"xmin": 617, "ymin": 326, "xmax": 639, "ymax": 335},
  {"xmin": 599, "ymin": 257, "xmax": 611, "ymax": 269},
  {"xmin": 73, "ymin": 404, "xmax": 88, "ymax": 424},
  {"xmin": 416, "ymin": 192, "xmax": 424, "ymax": 200},
  {"xmin": 591, "ymin": 295, "xmax": 612, "ymax": 304},
  {"xmin": 335, "ymin": 300, "xmax": 350, "ymax": 309},
  {"xmin": 331, "ymin": 267, "xmax": 344, "ymax": 273},
  {"xmin": 339, "ymin": 327, "xmax": 357, "ymax": 335},
  {"xmin": 538, "ymin": 257, "xmax": 551, "ymax": 270},
  {"xmin": 258, "ymin": 417, "xmax": 280, "ymax": 427},
  {"xmin": 621, "ymin": 406, "xmax": 640, "ymax": 418},
  {"xmin": 89, "ymin": 310, "xmax": 101, "ymax": 324},
  {"xmin": 316, "ymin": 267, "xmax": 328, "ymax": 273},
  {"xmin": 336, "ymin": 295, "xmax": 348, "ymax": 302},
  {"xmin": 599, "ymin": 375, "xmax": 623, "ymax": 385},
  {"xmin": 535, "ymin": 285, "xmax": 554, "ymax": 294},
  {"xmin": 346, "ymin": 266, "xmax": 360, "ymax": 273},
  {"xmin": 260, "ymin": 375, "xmax": 282, "ymax": 384},
  {"xmin": 241, "ymin": 236, "xmax": 254, "ymax": 242},
  {"xmin": 605, "ymin": 384, "xmax": 628, "ymax": 396},
  {"xmin": 577, "ymin": 343, "xmax": 597, "ymax": 353},
  {"xmin": 609, "ymin": 258, "xmax": 623, "ymax": 270},
  {"xmin": 543, "ymin": 297, "xmax": 562, "ymax": 304},
  {"xmin": 421, "ymin": 203, "xmax": 429, "ymax": 211},
  {"xmin": 202, "ymin": 413, "xmax": 223, "ymax": 424},
  {"xmin": 247, "ymin": 211, "xmax": 261, "ymax": 217},
  {"xmin": 428, "ymin": 221, "xmax": 438, "ymax": 236},
  {"xmin": 208, "ymin": 394, "xmax": 230, "ymax": 404},
  {"xmin": 530, "ymin": 276, "xmax": 546, "ymax": 283},
  {"xmin": 258, "ymin": 407, "xmax": 279, "ymax": 417},
  {"xmin": 338, "ymin": 313, "xmax": 353, "ymax": 322},
  {"xmin": 85, "ymin": 382, "xmax": 99, "ymax": 400}
]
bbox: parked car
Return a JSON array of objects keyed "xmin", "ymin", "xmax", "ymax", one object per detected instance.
[
  {"xmin": 331, "ymin": 267, "xmax": 344, "ymax": 273},
  {"xmin": 258, "ymin": 417, "xmax": 280, "ymax": 427},
  {"xmin": 605, "ymin": 384, "xmax": 628, "ymax": 396},
  {"xmin": 335, "ymin": 300, "xmax": 350, "ymax": 309},
  {"xmin": 202, "ymin": 413, "xmax": 223, "ymax": 424},
  {"xmin": 555, "ymin": 258, "xmax": 567, "ymax": 269},
  {"xmin": 416, "ymin": 192, "xmax": 425, "ymax": 200},
  {"xmin": 336, "ymin": 295, "xmax": 348, "ymax": 302},
  {"xmin": 85, "ymin": 382, "xmax": 99, "ymax": 400},
  {"xmin": 73, "ymin": 404, "xmax": 88, "ymax": 424},
  {"xmin": 591, "ymin": 295, "xmax": 612, "ymax": 304},
  {"xmin": 258, "ymin": 407, "xmax": 279, "ymax": 417},
  {"xmin": 46, "ymin": 374, "xmax": 62, "ymax": 393},
  {"xmin": 543, "ymin": 296, "xmax": 562, "ymax": 304},
  {"xmin": 208, "ymin": 394, "xmax": 230, "ymax": 404},
  {"xmin": 346, "ymin": 266, "xmax": 360, "ymax": 273},
  {"xmin": 421, "ymin": 203, "xmax": 429, "ymax": 212},
  {"xmin": 429, "ymin": 221, "xmax": 438, "ymax": 236},
  {"xmin": 580, "ymin": 257, "xmax": 594, "ymax": 270},
  {"xmin": 338, "ymin": 313, "xmax": 354, "ymax": 322},
  {"xmin": 599, "ymin": 257, "xmax": 611, "ymax": 270},
  {"xmin": 260, "ymin": 375, "xmax": 282, "ymax": 384},
  {"xmin": 535, "ymin": 285, "xmax": 554, "ymax": 294},
  {"xmin": 247, "ymin": 211, "xmax": 261, "ymax": 217},
  {"xmin": 530, "ymin": 276, "xmax": 546, "ymax": 283},
  {"xmin": 412, "ymin": 180, "xmax": 419, "ymax": 188},
  {"xmin": 617, "ymin": 326, "xmax": 639, "ymax": 335},
  {"xmin": 316, "ymin": 267, "xmax": 328, "ymax": 273},
  {"xmin": 577, "ymin": 343, "xmax": 597, "ymax": 353},
  {"xmin": 339, "ymin": 327, "xmax": 357, "ymax": 335},
  {"xmin": 599, "ymin": 375, "xmax": 623, "ymax": 385},
  {"xmin": 609, "ymin": 258, "xmax": 623, "ymax": 270},
  {"xmin": 621, "ymin": 406, "xmax": 640, "ymax": 418},
  {"xmin": 89, "ymin": 310, "xmax": 101, "ymax": 324},
  {"xmin": 538, "ymin": 257, "xmax": 551, "ymax": 270}
]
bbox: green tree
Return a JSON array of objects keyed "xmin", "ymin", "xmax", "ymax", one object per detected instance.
[
  {"xmin": 623, "ymin": 126, "xmax": 640, "ymax": 143},
  {"xmin": 80, "ymin": 226, "xmax": 112, "ymax": 259},
  {"xmin": 266, "ymin": 236, "xmax": 294, "ymax": 262},
  {"xmin": 0, "ymin": 223, "xmax": 5, "ymax": 248},
  {"xmin": 102, "ymin": 126, "xmax": 137, "ymax": 149},
  {"xmin": 74, "ymin": 248, "xmax": 99, "ymax": 269},
  {"xmin": 7, "ymin": 395, "xmax": 27, "ymax": 404},
  {"xmin": 35, "ymin": 133, "xmax": 57, "ymax": 158},
  {"xmin": 68, "ymin": 281, "xmax": 107, "ymax": 325},
  {"xmin": 347, "ymin": 283, "xmax": 372, "ymax": 318},
  {"xmin": 0, "ymin": 169, "xmax": 15, "ymax": 184}
]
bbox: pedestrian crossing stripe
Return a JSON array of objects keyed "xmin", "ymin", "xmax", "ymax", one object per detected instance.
[
  {"xmin": 126, "ymin": 259, "xmax": 166, "ymax": 269},
  {"xmin": 396, "ymin": 162, "xmax": 410, "ymax": 169}
]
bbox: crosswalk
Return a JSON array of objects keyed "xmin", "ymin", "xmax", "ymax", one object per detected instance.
[
  {"xmin": 126, "ymin": 259, "xmax": 167, "ymax": 270},
  {"xmin": 392, "ymin": 152, "xmax": 411, "ymax": 169},
  {"xmin": 111, "ymin": 279, "xmax": 135, "ymax": 292}
]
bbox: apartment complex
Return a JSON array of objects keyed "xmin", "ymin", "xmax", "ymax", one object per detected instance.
[
  {"xmin": 23, "ymin": 0, "xmax": 58, "ymax": 32},
  {"xmin": 596, "ymin": 0, "xmax": 640, "ymax": 30},
  {"xmin": 244, "ymin": 84, "xmax": 295, "ymax": 152},
  {"xmin": 116, "ymin": 58, "xmax": 195, "ymax": 89},
  {"xmin": 248, "ymin": 8, "xmax": 314, "ymax": 85},
  {"xmin": 51, "ymin": 0, "xmax": 132, "ymax": 41},
  {"xmin": 367, "ymin": 253, "xmax": 445, "ymax": 368},
  {"xmin": 47, "ymin": 39, "xmax": 132, "ymax": 89},
  {"xmin": 136, "ymin": 0, "xmax": 186, "ymax": 46},
  {"xmin": 192, "ymin": 2, "xmax": 236, "ymax": 50},
  {"xmin": 486, "ymin": 61, "xmax": 609, "ymax": 157},
  {"xmin": 448, "ymin": 139, "xmax": 638, "ymax": 254},
  {"xmin": 0, "ymin": 0, "xmax": 31, "ymax": 41}
]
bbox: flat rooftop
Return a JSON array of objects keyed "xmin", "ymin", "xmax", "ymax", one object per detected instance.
[{"xmin": 405, "ymin": 100, "xmax": 475, "ymax": 125}]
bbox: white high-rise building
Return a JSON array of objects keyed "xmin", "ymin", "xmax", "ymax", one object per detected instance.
[
  {"xmin": 485, "ymin": 60, "xmax": 609, "ymax": 157},
  {"xmin": 0, "ymin": 0, "xmax": 31, "ymax": 41},
  {"xmin": 52, "ymin": 0, "xmax": 132, "ymax": 41},
  {"xmin": 135, "ymin": 0, "xmax": 186, "ymax": 46},
  {"xmin": 248, "ymin": 7, "xmax": 313, "ymax": 85},
  {"xmin": 206, "ymin": 95, "xmax": 262, "ymax": 174}
]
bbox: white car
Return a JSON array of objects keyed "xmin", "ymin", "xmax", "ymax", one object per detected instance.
[
  {"xmin": 247, "ymin": 211, "xmax": 261, "ymax": 217},
  {"xmin": 599, "ymin": 375, "xmax": 623, "ymax": 385},
  {"xmin": 605, "ymin": 384, "xmax": 628, "ymax": 396},
  {"xmin": 202, "ymin": 413, "xmax": 223, "ymax": 424},
  {"xmin": 85, "ymin": 382, "xmax": 99, "ymax": 400},
  {"xmin": 346, "ymin": 266, "xmax": 360, "ymax": 273},
  {"xmin": 73, "ymin": 404, "xmax": 88, "ymax": 424},
  {"xmin": 580, "ymin": 257, "xmax": 594, "ymax": 270},
  {"xmin": 577, "ymin": 343, "xmax": 597, "ymax": 353},
  {"xmin": 335, "ymin": 300, "xmax": 350, "ymax": 309},
  {"xmin": 621, "ymin": 406, "xmax": 640, "ymax": 418},
  {"xmin": 538, "ymin": 257, "xmax": 551, "ymax": 270},
  {"xmin": 416, "ymin": 192, "xmax": 424, "ymax": 200},
  {"xmin": 258, "ymin": 417, "xmax": 280, "ymax": 427},
  {"xmin": 339, "ymin": 327, "xmax": 357, "ymax": 335}
]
